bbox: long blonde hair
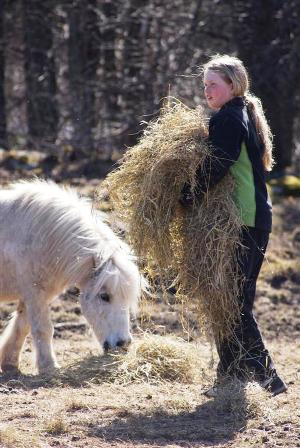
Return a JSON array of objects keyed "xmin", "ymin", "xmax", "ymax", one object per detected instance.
[{"xmin": 203, "ymin": 54, "xmax": 274, "ymax": 171}]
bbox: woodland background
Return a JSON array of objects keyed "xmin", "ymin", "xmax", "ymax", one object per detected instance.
[
  {"xmin": 0, "ymin": 3, "xmax": 300, "ymax": 448},
  {"xmin": 0, "ymin": 0, "xmax": 300, "ymax": 173}
]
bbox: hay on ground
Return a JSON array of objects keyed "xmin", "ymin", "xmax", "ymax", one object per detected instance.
[
  {"xmin": 101, "ymin": 98, "xmax": 244, "ymax": 340},
  {"xmin": 115, "ymin": 335, "xmax": 202, "ymax": 384}
]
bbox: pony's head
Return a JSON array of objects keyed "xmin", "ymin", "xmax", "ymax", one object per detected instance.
[{"xmin": 80, "ymin": 250, "xmax": 140, "ymax": 352}]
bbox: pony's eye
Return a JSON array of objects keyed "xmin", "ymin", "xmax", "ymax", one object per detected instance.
[{"xmin": 100, "ymin": 293, "xmax": 110, "ymax": 303}]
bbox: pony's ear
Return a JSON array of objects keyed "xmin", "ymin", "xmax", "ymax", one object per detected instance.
[
  {"xmin": 90, "ymin": 256, "xmax": 97, "ymax": 279},
  {"xmin": 91, "ymin": 269, "xmax": 98, "ymax": 279},
  {"xmin": 92, "ymin": 255, "xmax": 111, "ymax": 277},
  {"xmin": 89, "ymin": 257, "xmax": 119, "ymax": 294},
  {"xmin": 91, "ymin": 255, "xmax": 106, "ymax": 279}
]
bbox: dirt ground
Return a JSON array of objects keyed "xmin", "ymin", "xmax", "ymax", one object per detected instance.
[{"xmin": 0, "ymin": 160, "xmax": 299, "ymax": 448}]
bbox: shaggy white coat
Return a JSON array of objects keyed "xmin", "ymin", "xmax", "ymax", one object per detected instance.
[{"xmin": 0, "ymin": 179, "xmax": 140, "ymax": 373}]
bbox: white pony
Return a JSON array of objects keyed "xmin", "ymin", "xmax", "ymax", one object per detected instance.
[{"xmin": 0, "ymin": 179, "xmax": 141, "ymax": 374}]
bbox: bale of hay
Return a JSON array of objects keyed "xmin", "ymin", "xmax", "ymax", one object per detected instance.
[
  {"xmin": 101, "ymin": 98, "xmax": 244, "ymax": 340},
  {"xmin": 115, "ymin": 335, "xmax": 202, "ymax": 384},
  {"xmin": 172, "ymin": 177, "xmax": 243, "ymax": 340}
]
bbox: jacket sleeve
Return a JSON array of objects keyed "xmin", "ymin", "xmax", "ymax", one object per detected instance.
[{"xmin": 195, "ymin": 112, "xmax": 245, "ymax": 192}]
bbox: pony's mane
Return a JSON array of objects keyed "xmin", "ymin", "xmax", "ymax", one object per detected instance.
[{"xmin": 5, "ymin": 179, "xmax": 123, "ymax": 283}]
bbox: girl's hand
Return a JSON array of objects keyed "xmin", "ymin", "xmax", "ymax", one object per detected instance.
[{"xmin": 179, "ymin": 183, "xmax": 193, "ymax": 207}]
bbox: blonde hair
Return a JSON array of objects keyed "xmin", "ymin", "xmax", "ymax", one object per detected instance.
[{"xmin": 203, "ymin": 54, "xmax": 274, "ymax": 171}]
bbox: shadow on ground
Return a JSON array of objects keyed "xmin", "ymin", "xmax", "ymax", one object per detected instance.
[
  {"xmin": 0, "ymin": 354, "xmax": 119, "ymax": 390},
  {"xmin": 85, "ymin": 384, "xmax": 248, "ymax": 446}
]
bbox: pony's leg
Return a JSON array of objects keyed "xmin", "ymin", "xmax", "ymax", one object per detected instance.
[
  {"xmin": 0, "ymin": 303, "xmax": 30, "ymax": 373},
  {"xmin": 25, "ymin": 295, "xmax": 59, "ymax": 373}
]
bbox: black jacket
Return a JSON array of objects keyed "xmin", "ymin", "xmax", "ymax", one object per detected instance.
[{"xmin": 184, "ymin": 97, "xmax": 272, "ymax": 232}]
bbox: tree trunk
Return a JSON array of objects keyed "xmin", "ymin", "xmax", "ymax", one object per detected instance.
[
  {"xmin": 232, "ymin": 0, "xmax": 300, "ymax": 171},
  {"xmin": 121, "ymin": 0, "xmax": 149, "ymax": 147},
  {"xmin": 101, "ymin": 0, "xmax": 119, "ymax": 120},
  {"xmin": 67, "ymin": 0, "xmax": 100, "ymax": 157},
  {"xmin": 0, "ymin": 0, "xmax": 7, "ymax": 149},
  {"xmin": 22, "ymin": 0, "xmax": 58, "ymax": 149},
  {"xmin": 97, "ymin": 0, "xmax": 121, "ymax": 155}
]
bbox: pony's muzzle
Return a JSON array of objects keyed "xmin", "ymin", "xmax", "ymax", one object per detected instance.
[
  {"xmin": 103, "ymin": 336, "xmax": 132, "ymax": 352},
  {"xmin": 116, "ymin": 339, "xmax": 127, "ymax": 348}
]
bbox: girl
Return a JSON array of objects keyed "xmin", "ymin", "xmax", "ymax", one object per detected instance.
[{"xmin": 182, "ymin": 54, "xmax": 287, "ymax": 397}]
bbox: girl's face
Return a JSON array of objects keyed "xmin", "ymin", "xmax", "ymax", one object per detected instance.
[{"xmin": 203, "ymin": 70, "xmax": 234, "ymax": 110}]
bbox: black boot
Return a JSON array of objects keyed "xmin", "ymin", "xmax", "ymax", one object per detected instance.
[{"xmin": 259, "ymin": 373, "xmax": 288, "ymax": 396}]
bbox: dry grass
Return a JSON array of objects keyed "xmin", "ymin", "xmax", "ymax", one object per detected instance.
[
  {"xmin": 102, "ymin": 98, "xmax": 244, "ymax": 341},
  {"xmin": 43, "ymin": 414, "xmax": 69, "ymax": 435},
  {"xmin": 101, "ymin": 99, "xmax": 209, "ymax": 269},
  {"xmin": 213, "ymin": 381, "xmax": 272, "ymax": 420},
  {"xmin": 65, "ymin": 398, "xmax": 91, "ymax": 412},
  {"xmin": 0, "ymin": 334, "xmax": 298, "ymax": 448},
  {"xmin": 260, "ymin": 257, "xmax": 300, "ymax": 280},
  {"xmin": 0, "ymin": 176, "xmax": 298, "ymax": 448},
  {"xmin": 0, "ymin": 426, "xmax": 42, "ymax": 448},
  {"xmin": 114, "ymin": 334, "xmax": 204, "ymax": 384}
]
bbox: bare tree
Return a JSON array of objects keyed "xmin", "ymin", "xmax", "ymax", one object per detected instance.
[
  {"xmin": 101, "ymin": 0, "xmax": 119, "ymax": 119},
  {"xmin": 232, "ymin": 0, "xmax": 300, "ymax": 171},
  {"xmin": 22, "ymin": 0, "xmax": 58, "ymax": 149},
  {"xmin": 67, "ymin": 0, "xmax": 100, "ymax": 157},
  {"xmin": 0, "ymin": 0, "xmax": 7, "ymax": 149},
  {"xmin": 1, "ymin": 0, "xmax": 299, "ymax": 166}
]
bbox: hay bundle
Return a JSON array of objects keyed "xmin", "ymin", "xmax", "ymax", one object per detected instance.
[
  {"xmin": 102, "ymin": 99, "xmax": 244, "ymax": 339},
  {"xmin": 115, "ymin": 335, "xmax": 202, "ymax": 384}
]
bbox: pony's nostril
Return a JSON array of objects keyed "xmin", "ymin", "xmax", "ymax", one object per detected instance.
[
  {"xmin": 103, "ymin": 341, "xmax": 110, "ymax": 352},
  {"xmin": 116, "ymin": 337, "xmax": 132, "ymax": 348}
]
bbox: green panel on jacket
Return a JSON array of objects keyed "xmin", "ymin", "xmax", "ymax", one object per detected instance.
[{"xmin": 229, "ymin": 142, "xmax": 256, "ymax": 227}]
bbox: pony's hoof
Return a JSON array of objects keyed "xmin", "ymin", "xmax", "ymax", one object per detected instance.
[
  {"xmin": 1, "ymin": 364, "xmax": 20, "ymax": 375},
  {"xmin": 38, "ymin": 364, "xmax": 60, "ymax": 375}
]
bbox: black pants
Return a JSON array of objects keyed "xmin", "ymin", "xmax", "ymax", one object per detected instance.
[{"xmin": 216, "ymin": 226, "xmax": 275, "ymax": 381}]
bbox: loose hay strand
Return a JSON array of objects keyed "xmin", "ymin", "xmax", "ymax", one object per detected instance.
[{"xmin": 101, "ymin": 98, "xmax": 244, "ymax": 340}]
